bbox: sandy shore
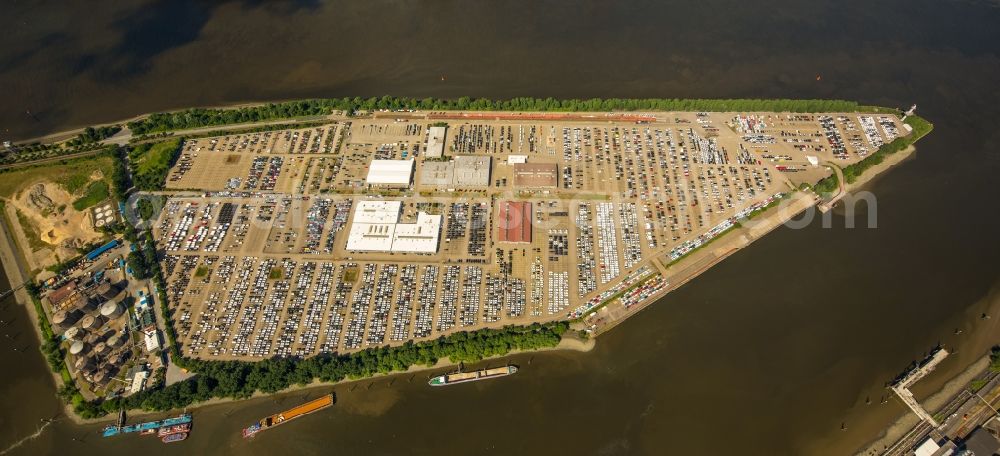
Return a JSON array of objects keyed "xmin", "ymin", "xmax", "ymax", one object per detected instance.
[
  {"xmin": 843, "ymin": 145, "xmax": 917, "ymax": 193},
  {"xmin": 0, "ymin": 201, "xmax": 69, "ymax": 398}
]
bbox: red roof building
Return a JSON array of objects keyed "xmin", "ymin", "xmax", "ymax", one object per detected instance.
[
  {"xmin": 46, "ymin": 280, "xmax": 78, "ymax": 308},
  {"xmin": 498, "ymin": 201, "xmax": 532, "ymax": 243}
]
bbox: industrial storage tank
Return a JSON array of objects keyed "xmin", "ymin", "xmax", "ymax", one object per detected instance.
[
  {"xmin": 69, "ymin": 340, "xmax": 87, "ymax": 356},
  {"xmin": 64, "ymin": 326, "xmax": 83, "ymax": 341},
  {"xmin": 84, "ymin": 332, "xmax": 101, "ymax": 346},
  {"xmin": 75, "ymin": 295, "xmax": 97, "ymax": 312},
  {"xmin": 95, "ymin": 282, "xmax": 119, "ymax": 300},
  {"xmin": 106, "ymin": 334, "xmax": 125, "ymax": 348},
  {"xmin": 92, "ymin": 369, "xmax": 110, "ymax": 385},
  {"xmin": 93, "ymin": 342, "xmax": 109, "ymax": 355},
  {"xmin": 80, "ymin": 314, "xmax": 103, "ymax": 331},
  {"xmin": 99, "ymin": 300, "xmax": 125, "ymax": 320},
  {"xmin": 51, "ymin": 308, "xmax": 81, "ymax": 330},
  {"xmin": 73, "ymin": 356, "xmax": 95, "ymax": 373}
]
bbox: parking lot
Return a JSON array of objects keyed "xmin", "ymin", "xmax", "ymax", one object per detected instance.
[{"xmin": 155, "ymin": 111, "xmax": 904, "ymax": 359}]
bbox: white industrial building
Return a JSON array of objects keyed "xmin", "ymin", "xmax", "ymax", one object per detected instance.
[
  {"xmin": 425, "ymin": 126, "xmax": 447, "ymax": 158},
  {"xmin": 507, "ymin": 155, "xmax": 528, "ymax": 165},
  {"xmin": 366, "ymin": 159, "xmax": 414, "ymax": 187},
  {"xmin": 144, "ymin": 329, "xmax": 161, "ymax": 352},
  {"xmin": 352, "ymin": 200, "xmax": 403, "ymax": 223},
  {"xmin": 129, "ymin": 370, "xmax": 149, "ymax": 395},
  {"xmin": 346, "ymin": 201, "xmax": 442, "ymax": 253}
]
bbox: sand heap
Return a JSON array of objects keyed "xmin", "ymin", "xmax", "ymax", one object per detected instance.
[
  {"xmin": 27, "ymin": 184, "xmax": 54, "ymax": 211},
  {"xmin": 10, "ymin": 180, "xmax": 103, "ymax": 262}
]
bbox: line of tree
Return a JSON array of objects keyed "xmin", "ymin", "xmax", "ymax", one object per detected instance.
[
  {"xmin": 813, "ymin": 115, "xmax": 933, "ymax": 194},
  {"xmin": 0, "ymin": 141, "xmax": 106, "ymax": 167},
  {"xmin": 67, "ymin": 125, "xmax": 122, "ymax": 147},
  {"xmin": 126, "ymin": 96, "xmax": 881, "ymax": 135},
  {"xmin": 108, "ymin": 144, "xmax": 130, "ymax": 200},
  {"xmin": 75, "ymin": 318, "xmax": 566, "ymax": 417}
]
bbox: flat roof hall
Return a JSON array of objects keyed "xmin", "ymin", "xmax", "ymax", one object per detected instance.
[
  {"xmin": 346, "ymin": 200, "xmax": 442, "ymax": 253},
  {"xmin": 366, "ymin": 159, "xmax": 414, "ymax": 187}
]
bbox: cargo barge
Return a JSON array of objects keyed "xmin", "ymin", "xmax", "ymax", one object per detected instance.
[
  {"xmin": 242, "ymin": 394, "xmax": 335, "ymax": 438},
  {"xmin": 428, "ymin": 364, "xmax": 518, "ymax": 386},
  {"xmin": 102, "ymin": 413, "xmax": 192, "ymax": 438},
  {"xmin": 102, "ymin": 413, "xmax": 192, "ymax": 443}
]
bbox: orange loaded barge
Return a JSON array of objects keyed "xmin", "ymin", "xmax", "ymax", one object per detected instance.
[{"xmin": 242, "ymin": 394, "xmax": 335, "ymax": 438}]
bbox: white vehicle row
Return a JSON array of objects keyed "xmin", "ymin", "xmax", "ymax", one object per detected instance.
[
  {"xmin": 575, "ymin": 204, "xmax": 598, "ymax": 297},
  {"xmin": 297, "ymin": 262, "xmax": 332, "ymax": 356},
  {"xmin": 459, "ymin": 266, "xmax": 483, "ymax": 327},
  {"xmin": 859, "ymin": 116, "xmax": 885, "ymax": 148},
  {"xmin": 390, "ymin": 265, "xmax": 417, "ymax": 341},
  {"xmin": 436, "ymin": 266, "xmax": 460, "ymax": 331},
  {"xmin": 320, "ymin": 264, "xmax": 353, "ymax": 353},
  {"xmin": 413, "ymin": 265, "xmax": 438, "ymax": 339},
  {"xmin": 596, "ymin": 202, "xmax": 621, "ymax": 283},
  {"xmin": 619, "ymin": 203, "xmax": 643, "ymax": 268},
  {"xmin": 547, "ymin": 271, "xmax": 570, "ymax": 314},
  {"xmin": 343, "ymin": 264, "xmax": 376, "ymax": 350},
  {"xmin": 365, "ymin": 264, "xmax": 398, "ymax": 346}
]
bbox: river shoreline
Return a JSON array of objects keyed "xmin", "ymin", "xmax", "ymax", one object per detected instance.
[
  {"xmin": 0, "ymin": 201, "xmax": 66, "ymax": 398},
  {"xmin": 843, "ymin": 145, "xmax": 917, "ymax": 194},
  {"xmin": 60, "ymin": 335, "xmax": 595, "ymax": 426}
]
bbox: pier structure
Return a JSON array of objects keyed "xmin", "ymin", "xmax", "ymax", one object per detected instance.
[{"xmin": 891, "ymin": 348, "xmax": 950, "ymax": 427}]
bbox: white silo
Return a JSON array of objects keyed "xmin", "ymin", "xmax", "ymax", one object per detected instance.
[
  {"xmin": 100, "ymin": 300, "xmax": 125, "ymax": 320},
  {"xmin": 69, "ymin": 340, "xmax": 87, "ymax": 356}
]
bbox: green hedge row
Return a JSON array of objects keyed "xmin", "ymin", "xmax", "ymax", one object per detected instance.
[
  {"xmin": 127, "ymin": 96, "xmax": 881, "ymax": 135},
  {"xmin": 813, "ymin": 115, "xmax": 933, "ymax": 194}
]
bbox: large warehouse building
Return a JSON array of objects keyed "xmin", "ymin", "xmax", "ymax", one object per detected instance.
[
  {"xmin": 419, "ymin": 155, "xmax": 491, "ymax": 188},
  {"xmin": 346, "ymin": 201, "xmax": 442, "ymax": 253},
  {"xmin": 366, "ymin": 159, "xmax": 415, "ymax": 187},
  {"xmin": 512, "ymin": 163, "xmax": 558, "ymax": 188},
  {"xmin": 498, "ymin": 201, "xmax": 532, "ymax": 243}
]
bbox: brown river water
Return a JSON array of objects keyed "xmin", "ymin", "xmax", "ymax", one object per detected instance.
[{"xmin": 2, "ymin": 1, "xmax": 1000, "ymax": 454}]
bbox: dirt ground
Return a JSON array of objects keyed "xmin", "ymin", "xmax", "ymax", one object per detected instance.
[{"xmin": 5, "ymin": 178, "xmax": 104, "ymax": 269}]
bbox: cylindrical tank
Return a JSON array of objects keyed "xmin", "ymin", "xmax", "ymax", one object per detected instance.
[
  {"xmin": 93, "ymin": 342, "xmax": 108, "ymax": 355},
  {"xmin": 69, "ymin": 340, "xmax": 87, "ymax": 356},
  {"xmin": 99, "ymin": 301, "xmax": 125, "ymax": 319},
  {"xmin": 77, "ymin": 296, "xmax": 97, "ymax": 312},
  {"xmin": 64, "ymin": 326, "xmax": 83, "ymax": 341},
  {"xmin": 80, "ymin": 314, "xmax": 103, "ymax": 331},
  {"xmin": 52, "ymin": 308, "xmax": 81, "ymax": 330},
  {"xmin": 74, "ymin": 356, "xmax": 95, "ymax": 373},
  {"xmin": 106, "ymin": 334, "xmax": 125, "ymax": 348},
  {"xmin": 84, "ymin": 332, "xmax": 101, "ymax": 346},
  {"xmin": 92, "ymin": 369, "xmax": 110, "ymax": 385},
  {"xmin": 96, "ymin": 283, "xmax": 119, "ymax": 300}
]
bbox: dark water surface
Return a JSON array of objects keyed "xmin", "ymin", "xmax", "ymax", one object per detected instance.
[{"xmin": 2, "ymin": 1, "xmax": 1000, "ymax": 454}]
